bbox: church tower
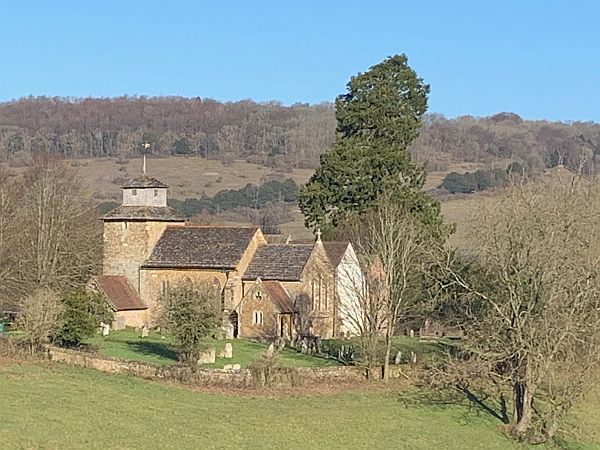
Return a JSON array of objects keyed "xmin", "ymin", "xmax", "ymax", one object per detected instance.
[{"xmin": 102, "ymin": 158, "xmax": 185, "ymax": 293}]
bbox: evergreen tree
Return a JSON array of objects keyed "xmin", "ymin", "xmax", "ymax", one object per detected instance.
[{"xmin": 299, "ymin": 54, "xmax": 444, "ymax": 233}]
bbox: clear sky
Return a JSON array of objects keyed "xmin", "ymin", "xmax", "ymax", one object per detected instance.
[{"xmin": 1, "ymin": 0, "xmax": 598, "ymax": 122}]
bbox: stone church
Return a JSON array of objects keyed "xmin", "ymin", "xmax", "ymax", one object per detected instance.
[{"xmin": 91, "ymin": 169, "xmax": 362, "ymax": 340}]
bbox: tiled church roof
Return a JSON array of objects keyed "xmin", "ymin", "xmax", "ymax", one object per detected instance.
[
  {"xmin": 94, "ymin": 275, "xmax": 147, "ymax": 311},
  {"xmin": 262, "ymin": 281, "xmax": 295, "ymax": 313},
  {"xmin": 122, "ymin": 175, "xmax": 168, "ymax": 189},
  {"xmin": 322, "ymin": 242, "xmax": 350, "ymax": 268},
  {"xmin": 103, "ymin": 205, "xmax": 184, "ymax": 221},
  {"xmin": 243, "ymin": 244, "xmax": 314, "ymax": 281},
  {"xmin": 143, "ymin": 226, "xmax": 259, "ymax": 269}
]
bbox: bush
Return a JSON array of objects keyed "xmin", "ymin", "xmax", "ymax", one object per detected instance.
[
  {"xmin": 157, "ymin": 280, "xmax": 221, "ymax": 366},
  {"xmin": 53, "ymin": 288, "xmax": 114, "ymax": 347},
  {"xmin": 248, "ymin": 347, "xmax": 281, "ymax": 387},
  {"xmin": 17, "ymin": 289, "xmax": 64, "ymax": 353}
]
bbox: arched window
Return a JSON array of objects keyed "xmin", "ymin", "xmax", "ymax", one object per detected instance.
[
  {"xmin": 318, "ymin": 274, "xmax": 322, "ymax": 310},
  {"xmin": 253, "ymin": 310, "xmax": 263, "ymax": 325}
]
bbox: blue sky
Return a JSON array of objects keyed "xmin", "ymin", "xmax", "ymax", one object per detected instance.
[{"xmin": 1, "ymin": 1, "xmax": 598, "ymax": 121}]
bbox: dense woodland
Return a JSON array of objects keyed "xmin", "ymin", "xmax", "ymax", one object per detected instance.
[{"xmin": 1, "ymin": 97, "xmax": 600, "ymax": 175}]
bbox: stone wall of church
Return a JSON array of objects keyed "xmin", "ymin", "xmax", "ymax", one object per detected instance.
[
  {"xmin": 103, "ymin": 220, "xmax": 177, "ymax": 292},
  {"xmin": 112, "ymin": 309, "xmax": 149, "ymax": 330},
  {"xmin": 297, "ymin": 244, "xmax": 337, "ymax": 339},
  {"xmin": 237, "ymin": 282, "xmax": 280, "ymax": 338},
  {"xmin": 226, "ymin": 229, "xmax": 267, "ymax": 311},
  {"xmin": 140, "ymin": 268, "xmax": 228, "ymax": 325}
]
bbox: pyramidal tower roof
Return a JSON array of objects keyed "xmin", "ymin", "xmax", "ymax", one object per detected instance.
[{"xmin": 122, "ymin": 175, "xmax": 168, "ymax": 189}]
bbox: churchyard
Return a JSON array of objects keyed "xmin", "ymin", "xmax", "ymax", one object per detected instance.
[{"xmin": 85, "ymin": 329, "xmax": 339, "ymax": 369}]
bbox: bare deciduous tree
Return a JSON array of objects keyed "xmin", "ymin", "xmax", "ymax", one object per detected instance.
[
  {"xmin": 17, "ymin": 288, "xmax": 64, "ymax": 353},
  {"xmin": 0, "ymin": 166, "xmax": 20, "ymax": 310},
  {"xmin": 16, "ymin": 156, "xmax": 102, "ymax": 296},
  {"xmin": 339, "ymin": 193, "xmax": 435, "ymax": 380},
  {"xmin": 0, "ymin": 157, "xmax": 101, "ymax": 308},
  {"xmin": 433, "ymin": 178, "xmax": 600, "ymax": 443}
]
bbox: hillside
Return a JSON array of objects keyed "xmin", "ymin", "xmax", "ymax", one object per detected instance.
[{"xmin": 1, "ymin": 97, "xmax": 600, "ymax": 176}]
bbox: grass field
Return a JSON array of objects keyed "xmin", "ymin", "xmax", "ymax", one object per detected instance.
[
  {"xmin": 86, "ymin": 330, "xmax": 339, "ymax": 369},
  {"xmin": 3, "ymin": 361, "xmax": 598, "ymax": 449},
  {"xmin": 69, "ymin": 156, "xmax": 315, "ymax": 201}
]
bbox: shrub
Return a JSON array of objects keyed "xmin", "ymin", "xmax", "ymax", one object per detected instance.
[
  {"xmin": 157, "ymin": 280, "xmax": 221, "ymax": 366},
  {"xmin": 53, "ymin": 288, "xmax": 113, "ymax": 347},
  {"xmin": 248, "ymin": 347, "xmax": 281, "ymax": 387},
  {"xmin": 17, "ymin": 289, "xmax": 64, "ymax": 353}
]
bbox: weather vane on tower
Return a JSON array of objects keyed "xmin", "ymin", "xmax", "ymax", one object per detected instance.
[{"xmin": 142, "ymin": 142, "xmax": 151, "ymax": 175}]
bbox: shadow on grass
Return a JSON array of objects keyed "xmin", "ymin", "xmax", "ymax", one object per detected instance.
[
  {"xmin": 124, "ymin": 340, "xmax": 178, "ymax": 362},
  {"xmin": 398, "ymin": 387, "xmax": 510, "ymax": 426}
]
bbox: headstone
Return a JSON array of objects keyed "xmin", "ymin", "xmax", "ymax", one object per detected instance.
[
  {"xmin": 232, "ymin": 363, "xmax": 241, "ymax": 371},
  {"xmin": 224, "ymin": 343, "xmax": 233, "ymax": 359},
  {"xmin": 266, "ymin": 343, "xmax": 275, "ymax": 357},
  {"xmin": 394, "ymin": 351, "xmax": 402, "ymax": 365},
  {"xmin": 140, "ymin": 325, "xmax": 149, "ymax": 338},
  {"xmin": 315, "ymin": 337, "xmax": 322, "ymax": 354},
  {"xmin": 300, "ymin": 340, "xmax": 308, "ymax": 354},
  {"xmin": 409, "ymin": 329, "xmax": 415, "ymax": 338},
  {"xmin": 101, "ymin": 322, "xmax": 110, "ymax": 337},
  {"xmin": 410, "ymin": 351, "xmax": 417, "ymax": 365},
  {"xmin": 275, "ymin": 337, "xmax": 285, "ymax": 351},
  {"xmin": 223, "ymin": 323, "xmax": 235, "ymax": 339},
  {"xmin": 198, "ymin": 348, "xmax": 216, "ymax": 365}
]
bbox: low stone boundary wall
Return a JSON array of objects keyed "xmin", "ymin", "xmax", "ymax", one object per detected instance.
[{"xmin": 46, "ymin": 346, "xmax": 366, "ymax": 388}]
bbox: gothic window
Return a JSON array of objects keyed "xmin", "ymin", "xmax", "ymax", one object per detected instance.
[
  {"xmin": 253, "ymin": 310, "xmax": 263, "ymax": 325},
  {"xmin": 131, "ymin": 189, "xmax": 137, "ymax": 196},
  {"xmin": 311, "ymin": 281, "xmax": 315, "ymax": 310},
  {"xmin": 324, "ymin": 281, "xmax": 328, "ymax": 310},
  {"xmin": 121, "ymin": 221, "xmax": 128, "ymax": 231},
  {"xmin": 318, "ymin": 274, "xmax": 322, "ymax": 310},
  {"xmin": 254, "ymin": 291, "xmax": 263, "ymax": 301},
  {"xmin": 153, "ymin": 189, "xmax": 159, "ymax": 197}
]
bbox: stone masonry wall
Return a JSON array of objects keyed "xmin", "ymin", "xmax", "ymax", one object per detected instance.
[
  {"xmin": 45, "ymin": 346, "xmax": 366, "ymax": 388},
  {"xmin": 103, "ymin": 220, "xmax": 177, "ymax": 292}
]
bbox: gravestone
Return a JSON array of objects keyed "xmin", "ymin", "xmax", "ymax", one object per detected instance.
[
  {"xmin": 198, "ymin": 348, "xmax": 216, "ymax": 365},
  {"xmin": 300, "ymin": 340, "xmax": 308, "ymax": 354},
  {"xmin": 266, "ymin": 343, "xmax": 275, "ymax": 357},
  {"xmin": 275, "ymin": 337, "xmax": 285, "ymax": 351},
  {"xmin": 410, "ymin": 351, "xmax": 417, "ymax": 365},
  {"xmin": 409, "ymin": 329, "xmax": 415, "ymax": 338},
  {"xmin": 101, "ymin": 322, "xmax": 110, "ymax": 337},
  {"xmin": 394, "ymin": 351, "xmax": 402, "ymax": 365},
  {"xmin": 224, "ymin": 343, "xmax": 233, "ymax": 359},
  {"xmin": 140, "ymin": 325, "xmax": 149, "ymax": 338}
]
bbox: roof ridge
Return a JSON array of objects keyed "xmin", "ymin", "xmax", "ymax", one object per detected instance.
[{"xmin": 167, "ymin": 225, "xmax": 258, "ymax": 230}]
